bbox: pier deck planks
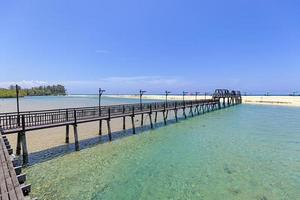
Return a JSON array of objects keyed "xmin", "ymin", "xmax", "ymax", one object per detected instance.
[{"xmin": 0, "ymin": 132, "xmax": 24, "ymax": 200}]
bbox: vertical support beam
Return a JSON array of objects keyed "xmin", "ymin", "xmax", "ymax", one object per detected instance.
[
  {"xmin": 107, "ymin": 120, "xmax": 112, "ymax": 141},
  {"xmin": 107, "ymin": 107, "xmax": 112, "ymax": 141},
  {"xmin": 141, "ymin": 107, "xmax": 144, "ymax": 127},
  {"xmin": 190, "ymin": 106, "xmax": 194, "ymax": 117},
  {"xmin": 155, "ymin": 111, "xmax": 158, "ymax": 123},
  {"xmin": 218, "ymin": 99, "xmax": 221, "ymax": 109},
  {"xmin": 122, "ymin": 105, "xmax": 126, "ymax": 130},
  {"xmin": 65, "ymin": 110, "xmax": 69, "ymax": 143},
  {"xmin": 65, "ymin": 125, "xmax": 69, "ymax": 143},
  {"xmin": 163, "ymin": 104, "xmax": 167, "ymax": 125},
  {"xmin": 183, "ymin": 107, "xmax": 187, "ymax": 119},
  {"xmin": 73, "ymin": 110, "xmax": 79, "ymax": 151},
  {"xmin": 174, "ymin": 102, "xmax": 178, "ymax": 122},
  {"xmin": 99, "ymin": 102, "xmax": 102, "ymax": 135},
  {"xmin": 16, "ymin": 132, "xmax": 21, "ymax": 156},
  {"xmin": 149, "ymin": 104, "xmax": 153, "ymax": 129},
  {"xmin": 99, "ymin": 120, "xmax": 102, "ymax": 135},
  {"xmin": 20, "ymin": 115, "xmax": 28, "ymax": 166},
  {"xmin": 131, "ymin": 106, "xmax": 136, "ymax": 134}
]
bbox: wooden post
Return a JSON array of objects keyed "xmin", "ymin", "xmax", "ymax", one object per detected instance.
[
  {"xmin": 20, "ymin": 115, "xmax": 28, "ymax": 166},
  {"xmin": 122, "ymin": 105, "xmax": 126, "ymax": 130},
  {"xmin": 141, "ymin": 103, "xmax": 144, "ymax": 126},
  {"xmin": 16, "ymin": 132, "xmax": 21, "ymax": 156},
  {"xmin": 174, "ymin": 102, "xmax": 178, "ymax": 122},
  {"xmin": 107, "ymin": 107, "xmax": 112, "ymax": 141},
  {"xmin": 65, "ymin": 125, "xmax": 69, "ymax": 143},
  {"xmin": 183, "ymin": 107, "xmax": 187, "ymax": 119},
  {"xmin": 155, "ymin": 111, "xmax": 158, "ymax": 123},
  {"xmin": 99, "ymin": 120, "xmax": 102, "ymax": 135},
  {"xmin": 131, "ymin": 106, "xmax": 136, "ymax": 134},
  {"xmin": 163, "ymin": 104, "xmax": 167, "ymax": 125},
  {"xmin": 65, "ymin": 110, "xmax": 69, "ymax": 143},
  {"xmin": 149, "ymin": 104, "xmax": 153, "ymax": 129},
  {"xmin": 190, "ymin": 106, "xmax": 194, "ymax": 117},
  {"xmin": 73, "ymin": 110, "xmax": 79, "ymax": 151}
]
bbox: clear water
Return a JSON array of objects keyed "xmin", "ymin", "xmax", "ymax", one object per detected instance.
[
  {"xmin": 0, "ymin": 95, "xmax": 158, "ymax": 112},
  {"xmin": 25, "ymin": 104, "xmax": 300, "ymax": 200}
]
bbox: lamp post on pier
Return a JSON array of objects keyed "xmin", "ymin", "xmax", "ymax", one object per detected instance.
[
  {"xmin": 98, "ymin": 88, "xmax": 106, "ymax": 112},
  {"xmin": 139, "ymin": 90, "xmax": 146, "ymax": 126},
  {"xmin": 139, "ymin": 89, "xmax": 146, "ymax": 110},
  {"xmin": 16, "ymin": 84, "xmax": 21, "ymax": 156},
  {"xmin": 98, "ymin": 88, "xmax": 105, "ymax": 135},
  {"xmin": 16, "ymin": 85, "xmax": 20, "ymax": 123}
]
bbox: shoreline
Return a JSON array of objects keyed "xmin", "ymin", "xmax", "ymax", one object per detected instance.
[{"xmin": 106, "ymin": 94, "xmax": 300, "ymax": 107}]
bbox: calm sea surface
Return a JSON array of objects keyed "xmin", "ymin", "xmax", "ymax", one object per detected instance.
[
  {"xmin": 17, "ymin": 101, "xmax": 299, "ymax": 200},
  {"xmin": 0, "ymin": 95, "xmax": 157, "ymax": 113}
]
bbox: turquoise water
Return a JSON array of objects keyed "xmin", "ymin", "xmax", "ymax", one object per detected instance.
[{"xmin": 25, "ymin": 104, "xmax": 300, "ymax": 200}]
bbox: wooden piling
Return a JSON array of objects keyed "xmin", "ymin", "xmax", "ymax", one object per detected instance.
[
  {"xmin": 131, "ymin": 106, "xmax": 136, "ymax": 134},
  {"xmin": 21, "ymin": 115, "xmax": 28, "ymax": 166},
  {"xmin": 99, "ymin": 120, "xmax": 102, "ymax": 135},
  {"xmin": 16, "ymin": 132, "xmax": 21, "ymax": 156},
  {"xmin": 65, "ymin": 125, "xmax": 69, "ymax": 143},
  {"xmin": 73, "ymin": 110, "xmax": 79, "ymax": 151},
  {"xmin": 190, "ymin": 106, "xmax": 194, "ymax": 117},
  {"xmin": 122, "ymin": 105, "xmax": 126, "ymax": 130},
  {"xmin": 149, "ymin": 105, "xmax": 153, "ymax": 129},
  {"xmin": 107, "ymin": 108, "xmax": 112, "ymax": 141},
  {"xmin": 183, "ymin": 108, "xmax": 187, "ymax": 119},
  {"xmin": 163, "ymin": 104, "xmax": 167, "ymax": 125},
  {"xmin": 174, "ymin": 102, "xmax": 178, "ymax": 122},
  {"xmin": 107, "ymin": 120, "xmax": 112, "ymax": 141},
  {"xmin": 65, "ymin": 110, "xmax": 70, "ymax": 143}
]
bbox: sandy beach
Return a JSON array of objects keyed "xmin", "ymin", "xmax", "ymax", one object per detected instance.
[{"xmin": 107, "ymin": 94, "xmax": 300, "ymax": 107}]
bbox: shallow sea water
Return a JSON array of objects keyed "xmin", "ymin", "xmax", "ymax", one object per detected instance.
[{"xmin": 25, "ymin": 104, "xmax": 300, "ymax": 200}]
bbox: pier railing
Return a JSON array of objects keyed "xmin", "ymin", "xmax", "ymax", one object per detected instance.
[
  {"xmin": 0, "ymin": 99, "xmax": 218, "ymax": 133},
  {"xmin": 0, "ymin": 89, "xmax": 241, "ymax": 166}
]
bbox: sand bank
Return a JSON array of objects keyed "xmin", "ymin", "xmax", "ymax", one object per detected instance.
[
  {"xmin": 106, "ymin": 94, "xmax": 212, "ymax": 101},
  {"xmin": 107, "ymin": 95, "xmax": 300, "ymax": 107},
  {"xmin": 242, "ymin": 96, "xmax": 300, "ymax": 107}
]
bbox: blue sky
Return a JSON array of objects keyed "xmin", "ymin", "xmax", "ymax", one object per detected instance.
[{"xmin": 0, "ymin": 0, "xmax": 300, "ymax": 94}]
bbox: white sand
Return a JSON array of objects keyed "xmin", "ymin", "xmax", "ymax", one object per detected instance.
[{"xmin": 107, "ymin": 95, "xmax": 300, "ymax": 107}]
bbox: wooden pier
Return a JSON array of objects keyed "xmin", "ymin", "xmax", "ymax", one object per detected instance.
[
  {"xmin": 0, "ymin": 89, "xmax": 241, "ymax": 166},
  {"xmin": 0, "ymin": 128, "xmax": 31, "ymax": 199}
]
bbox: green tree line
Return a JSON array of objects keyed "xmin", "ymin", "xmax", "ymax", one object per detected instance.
[{"xmin": 0, "ymin": 85, "xmax": 67, "ymax": 98}]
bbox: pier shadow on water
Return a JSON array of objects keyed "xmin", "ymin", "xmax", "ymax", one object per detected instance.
[{"xmin": 25, "ymin": 116, "xmax": 185, "ymax": 166}]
